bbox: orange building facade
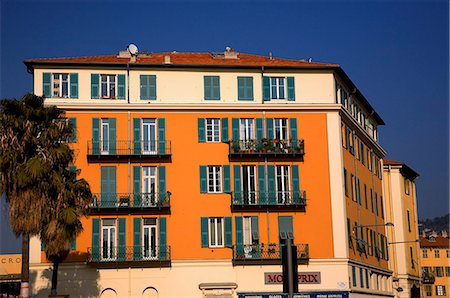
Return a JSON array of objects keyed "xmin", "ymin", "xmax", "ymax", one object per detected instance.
[{"xmin": 24, "ymin": 48, "xmax": 392, "ymax": 298}]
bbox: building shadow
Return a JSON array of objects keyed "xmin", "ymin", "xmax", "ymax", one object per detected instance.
[{"xmin": 30, "ymin": 252, "xmax": 101, "ymax": 298}]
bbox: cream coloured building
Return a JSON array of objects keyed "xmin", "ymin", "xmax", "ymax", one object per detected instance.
[
  {"xmin": 24, "ymin": 47, "xmax": 393, "ymax": 298},
  {"xmin": 383, "ymin": 160, "xmax": 421, "ymax": 298}
]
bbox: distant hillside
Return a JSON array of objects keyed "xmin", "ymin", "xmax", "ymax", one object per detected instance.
[{"xmin": 419, "ymin": 214, "xmax": 449, "ymax": 233}]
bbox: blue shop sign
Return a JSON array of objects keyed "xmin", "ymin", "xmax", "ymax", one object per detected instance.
[{"xmin": 238, "ymin": 292, "xmax": 349, "ymax": 298}]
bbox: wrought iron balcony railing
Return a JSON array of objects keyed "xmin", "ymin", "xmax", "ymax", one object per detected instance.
[
  {"xmin": 422, "ymin": 272, "xmax": 435, "ymax": 284},
  {"xmin": 232, "ymin": 243, "xmax": 309, "ymax": 264},
  {"xmin": 231, "ymin": 191, "xmax": 306, "ymax": 208},
  {"xmin": 229, "ymin": 139, "xmax": 304, "ymax": 157},
  {"xmin": 89, "ymin": 192, "xmax": 170, "ymax": 209},
  {"xmin": 87, "ymin": 140, "xmax": 171, "ymax": 157},
  {"xmin": 87, "ymin": 245, "xmax": 170, "ymax": 263}
]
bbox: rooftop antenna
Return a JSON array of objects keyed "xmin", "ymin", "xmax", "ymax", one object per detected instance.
[
  {"xmin": 308, "ymin": 57, "xmax": 312, "ymax": 63},
  {"xmin": 128, "ymin": 43, "xmax": 139, "ymax": 55}
]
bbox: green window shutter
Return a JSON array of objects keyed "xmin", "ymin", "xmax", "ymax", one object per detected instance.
[
  {"xmin": 289, "ymin": 118, "xmax": 298, "ymax": 147},
  {"xmin": 266, "ymin": 118, "xmax": 274, "ymax": 139},
  {"xmin": 158, "ymin": 118, "xmax": 166, "ymax": 154},
  {"xmin": 159, "ymin": 217, "xmax": 167, "ymax": 260},
  {"xmin": 118, "ymin": 218, "xmax": 126, "ymax": 261},
  {"xmin": 256, "ymin": 118, "xmax": 263, "ymax": 140},
  {"xmin": 221, "ymin": 118, "xmax": 229, "ymax": 143},
  {"xmin": 199, "ymin": 165, "xmax": 207, "ymax": 193},
  {"xmin": 70, "ymin": 73, "xmax": 78, "ymax": 98},
  {"xmin": 68, "ymin": 117, "xmax": 76, "ymax": 142},
  {"xmin": 140, "ymin": 75, "xmax": 148, "ymax": 100},
  {"xmin": 258, "ymin": 165, "xmax": 266, "ymax": 205},
  {"xmin": 133, "ymin": 166, "xmax": 141, "ymax": 207},
  {"xmin": 224, "ymin": 217, "xmax": 232, "ymax": 247},
  {"xmin": 133, "ymin": 118, "xmax": 141, "ymax": 154},
  {"xmin": 198, "ymin": 118, "xmax": 205, "ymax": 142},
  {"xmin": 92, "ymin": 218, "xmax": 100, "ymax": 261},
  {"xmin": 201, "ymin": 217, "xmax": 209, "ymax": 248},
  {"xmin": 238, "ymin": 77, "xmax": 253, "ymax": 100},
  {"xmin": 70, "ymin": 239, "xmax": 76, "ymax": 250},
  {"xmin": 251, "ymin": 217, "xmax": 259, "ymax": 243},
  {"xmin": 91, "ymin": 74, "xmax": 99, "ymax": 99},
  {"xmin": 133, "ymin": 218, "xmax": 141, "ymax": 260},
  {"xmin": 292, "ymin": 165, "xmax": 300, "ymax": 204},
  {"xmin": 267, "ymin": 165, "xmax": 276, "ymax": 204},
  {"xmin": 149, "ymin": 75, "xmax": 156, "ymax": 100},
  {"xmin": 223, "ymin": 165, "xmax": 230, "ymax": 193},
  {"xmin": 92, "ymin": 118, "xmax": 100, "ymax": 155},
  {"xmin": 100, "ymin": 166, "xmax": 116, "ymax": 207},
  {"xmin": 43, "ymin": 73, "xmax": 51, "ymax": 98},
  {"xmin": 158, "ymin": 166, "xmax": 166, "ymax": 203},
  {"xmin": 108, "ymin": 118, "xmax": 116, "ymax": 154},
  {"xmin": 235, "ymin": 216, "xmax": 243, "ymax": 256},
  {"xmin": 278, "ymin": 216, "xmax": 294, "ymax": 240},
  {"xmin": 356, "ymin": 178, "xmax": 361, "ymax": 205},
  {"xmin": 287, "ymin": 77, "xmax": 295, "ymax": 101},
  {"xmin": 263, "ymin": 76, "xmax": 270, "ymax": 101},
  {"xmin": 117, "ymin": 74, "xmax": 126, "ymax": 99},
  {"xmin": 231, "ymin": 118, "xmax": 239, "ymax": 141},
  {"xmin": 233, "ymin": 165, "xmax": 241, "ymax": 204},
  {"xmin": 204, "ymin": 76, "xmax": 220, "ymax": 100}
]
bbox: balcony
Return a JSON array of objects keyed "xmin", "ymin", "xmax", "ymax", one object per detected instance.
[
  {"xmin": 87, "ymin": 140, "xmax": 171, "ymax": 162},
  {"xmin": 422, "ymin": 272, "xmax": 435, "ymax": 284},
  {"xmin": 87, "ymin": 245, "xmax": 171, "ymax": 268},
  {"xmin": 229, "ymin": 139, "xmax": 304, "ymax": 160},
  {"xmin": 89, "ymin": 192, "xmax": 170, "ymax": 214},
  {"xmin": 231, "ymin": 191, "xmax": 306, "ymax": 211},
  {"xmin": 232, "ymin": 243, "xmax": 309, "ymax": 266}
]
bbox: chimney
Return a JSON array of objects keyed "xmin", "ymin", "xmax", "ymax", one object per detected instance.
[
  {"xmin": 164, "ymin": 55, "xmax": 171, "ymax": 64},
  {"xmin": 224, "ymin": 47, "xmax": 238, "ymax": 59}
]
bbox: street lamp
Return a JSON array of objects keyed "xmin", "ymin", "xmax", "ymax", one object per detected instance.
[{"xmin": 355, "ymin": 222, "xmax": 394, "ymax": 229}]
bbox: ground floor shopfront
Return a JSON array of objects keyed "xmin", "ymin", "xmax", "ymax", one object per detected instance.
[{"xmin": 29, "ymin": 259, "xmax": 394, "ymax": 298}]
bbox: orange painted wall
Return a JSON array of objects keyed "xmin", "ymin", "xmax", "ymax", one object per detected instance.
[{"xmin": 61, "ymin": 110, "xmax": 334, "ymax": 262}]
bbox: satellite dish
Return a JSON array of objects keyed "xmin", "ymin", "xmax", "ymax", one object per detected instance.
[{"xmin": 128, "ymin": 43, "xmax": 138, "ymax": 55}]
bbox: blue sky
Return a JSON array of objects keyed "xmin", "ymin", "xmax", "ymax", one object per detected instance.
[{"xmin": 0, "ymin": 0, "xmax": 448, "ymax": 252}]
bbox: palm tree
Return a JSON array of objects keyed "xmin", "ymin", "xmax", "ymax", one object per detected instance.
[
  {"xmin": 0, "ymin": 94, "xmax": 88, "ymax": 298},
  {"xmin": 40, "ymin": 167, "xmax": 91, "ymax": 296}
]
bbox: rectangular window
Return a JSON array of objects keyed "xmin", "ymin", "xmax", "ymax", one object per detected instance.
[
  {"xmin": 239, "ymin": 119, "xmax": 255, "ymax": 141},
  {"xmin": 101, "ymin": 219, "xmax": 116, "ymax": 261},
  {"xmin": 101, "ymin": 119, "xmax": 110, "ymax": 154},
  {"xmin": 344, "ymin": 168, "xmax": 348, "ymax": 197},
  {"xmin": 142, "ymin": 218, "xmax": 158, "ymax": 259},
  {"xmin": 435, "ymin": 249, "xmax": 440, "ymax": 258},
  {"xmin": 142, "ymin": 167, "xmax": 157, "ymax": 207},
  {"xmin": 241, "ymin": 165, "xmax": 256, "ymax": 205},
  {"xmin": 206, "ymin": 118, "xmax": 221, "ymax": 142},
  {"xmin": 141, "ymin": 118, "xmax": 157, "ymax": 154},
  {"xmin": 410, "ymin": 246, "xmax": 414, "ymax": 268},
  {"xmin": 423, "ymin": 249, "xmax": 428, "ymax": 258},
  {"xmin": 237, "ymin": 77, "xmax": 254, "ymax": 100},
  {"xmin": 101, "ymin": 74, "xmax": 116, "ymax": 98},
  {"xmin": 364, "ymin": 184, "xmax": 368, "ymax": 209},
  {"xmin": 445, "ymin": 266, "xmax": 450, "ymax": 277},
  {"xmin": 425, "ymin": 285, "xmax": 432, "ymax": 296},
  {"xmin": 370, "ymin": 189, "xmax": 374, "ymax": 213},
  {"xmin": 350, "ymin": 174, "xmax": 356, "ymax": 202},
  {"xmin": 352, "ymin": 266, "xmax": 357, "ymax": 287},
  {"xmin": 435, "ymin": 266, "xmax": 443, "ymax": 277},
  {"xmin": 359, "ymin": 267, "xmax": 364, "ymax": 288},
  {"xmin": 275, "ymin": 165, "xmax": 290, "ymax": 204},
  {"xmin": 404, "ymin": 178, "xmax": 410, "ymax": 195},
  {"xmin": 204, "ymin": 76, "xmax": 220, "ymax": 100},
  {"xmin": 365, "ymin": 269, "xmax": 370, "ymax": 289},
  {"xmin": 436, "ymin": 285, "xmax": 446, "ymax": 296},
  {"xmin": 270, "ymin": 77, "xmax": 286, "ymax": 99},
  {"xmin": 243, "ymin": 216, "xmax": 259, "ymax": 247},
  {"xmin": 273, "ymin": 118, "xmax": 288, "ymax": 140},
  {"xmin": 209, "ymin": 218, "xmax": 224, "ymax": 247},
  {"xmin": 53, "ymin": 73, "xmax": 69, "ymax": 97},
  {"xmin": 407, "ymin": 210, "xmax": 411, "ymax": 232},
  {"xmin": 375, "ymin": 192, "xmax": 379, "ymax": 216},
  {"xmin": 207, "ymin": 166, "xmax": 222, "ymax": 193}
]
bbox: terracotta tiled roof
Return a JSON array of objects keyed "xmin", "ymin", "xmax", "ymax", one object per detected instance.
[
  {"xmin": 24, "ymin": 52, "xmax": 339, "ymax": 68},
  {"xmin": 384, "ymin": 160, "xmax": 403, "ymax": 166},
  {"xmin": 420, "ymin": 236, "xmax": 450, "ymax": 248}
]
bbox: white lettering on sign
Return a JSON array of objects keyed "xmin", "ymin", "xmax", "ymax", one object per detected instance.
[{"xmin": 264, "ymin": 272, "xmax": 321, "ymax": 284}]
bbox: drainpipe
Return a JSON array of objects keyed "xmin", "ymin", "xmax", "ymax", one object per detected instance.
[
  {"xmin": 261, "ymin": 66, "xmax": 265, "ymax": 104},
  {"xmin": 127, "ymin": 62, "xmax": 130, "ymax": 104}
]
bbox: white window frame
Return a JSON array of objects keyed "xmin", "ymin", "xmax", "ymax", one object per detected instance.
[
  {"xmin": 209, "ymin": 217, "xmax": 224, "ymax": 248},
  {"xmin": 52, "ymin": 73, "xmax": 70, "ymax": 98},
  {"xmin": 239, "ymin": 119, "xmax": 255, "ymax": 141},
  {"xmin": 270, "ymin": 77, "xmax": 286, "ymax": 99},
  {"xmin": 241, "ymin": 165, "xmax": 256, "ymax": 204},
  {"xmin": 207, "ymin": 166, "xmax": 222, "ymax": 193},
  {"xmin": 100, "ymin": 74, "xmax": 117, "ymax": 99},
  {"xmin": 101, "ymin": 118, "xmax": 109, "ymax": 154},
  {"xmin": 273, "ymin": 118, "xmax": 288, "ymax": 140},
  {"xmin": 206, "ymin": 118, "xmax": 220, "ymax": 142},
  {"xmin": 436, "ymin": 285, "xmax": 446, "ymax": 296},
  {"xmin": 101, "ymin": 219, "xmax": 116, "ymax": 261},
  {"xmin": 142, "ymin": 218, "xmax": 158, "ymax": 260},
  {"xmin": 142, "ymin": 118, "xmax": 157, "ymax": 154},
  {"xmin": 142, "ymin": 166, "xmax": 157, "ymax": 207},
  {"xmin": 276, "ymin": 165, "xmax": 290, "ymax": 204}
]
